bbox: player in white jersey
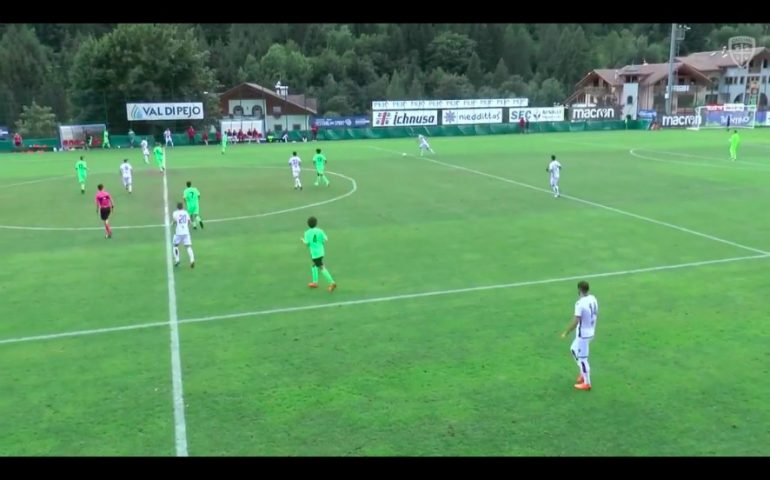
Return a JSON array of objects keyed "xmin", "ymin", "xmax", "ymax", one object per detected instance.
[
  {"xmin": 418, "ymin": 134, "xmax": 434, "ymax": 156},
  {"xmin": 172, "ymin": 202, "xmax": 195, "ymax": 268},
  {"xmin": 164, "ymin": 128, "xmax": 174, "ymax": 148},
  {"xmin": 119, "ymin": 159, "xmax": 133, "ymax": 194},
  {"xmin": 561, "ymin": 280, "xmax": 598, "ymax": 391},
  {"xmin": 140, "ymin": 138, "xmax": 150, "ymax": 164},
  {"xmin": 546, "ymin": 154, "xmax": 562, "ymax": 198},
  {"xmin": 288, "ymin": 151, "xmax": 302, "ymax": 190}
]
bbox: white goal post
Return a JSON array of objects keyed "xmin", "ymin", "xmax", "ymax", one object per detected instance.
[{"xmin": 689, "ymin": 104, "xmax": 757, "ymax": 130}]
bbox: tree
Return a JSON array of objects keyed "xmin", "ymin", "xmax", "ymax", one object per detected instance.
[
  {"xmin": 258, "ymin": 42, "xmax": 311, "ymax": 90},
  {"xmin": 0, "ymin": 25, "xmax": 52, "ymax": 126},
  {"xmin": 70, "ymin": 24, "xmax": 217, "ymax": 132},
  {"xmin": 465, "ymin": 52, "xmax": 484, "ymax": 88},
  {"xmin": 366, "ymin": 74, "xmax": 390, "ymax": 104},
  {"xmin": 407, "ymin": 76, "xmax": 425, "ymax": 100},
  {"xmin": 427, "ymin": 32, "xmax": 477, "ymax": 74},
  {"xmin": 386, "ymin": 70, "xmax": 407, "ymax": 99},
  {"xmin": 14, "ymin": 101, "xmax": 58, "ymax": 137},
  {"xmin": 554, "ymin": 25, "xmax": 592, "ymax": 86},
  {"xmin": 535, "ymin": 24, "xmax": 562, "ymax": 80},
  {"xmin": 323, "ymin": 94, "xmax": 353, "ymax": 115},
  {"xmin": 433, "ymin": 73, "xmax": 475, "ymax": 99},
  {"xmin": 503, "ymin": 25, "xmax": 533, "ymax": 77},
  {"xmin": 533, "ymin": 78, "xmax": 565, "ymax": 106},
  {"xmin": 492, "ymin": 58, "xmax": 510, "ymax": 88}
]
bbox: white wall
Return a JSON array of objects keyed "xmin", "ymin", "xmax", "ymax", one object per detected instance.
[
  {"xmin": 228, "ymin": 99, "xmax": 267, "ymax": 117},
  {"xmin": 622, "ymin": 83, "xmax": 639, "ymax": 119},
  {"xmin": 265, "ymin": 115, "xmax": 310, "ymax": 134}
]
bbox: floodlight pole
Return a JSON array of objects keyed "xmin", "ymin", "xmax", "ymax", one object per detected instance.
[{"xmin": 665, "ymin": 23, "xmax": 677, "ymax": 115}]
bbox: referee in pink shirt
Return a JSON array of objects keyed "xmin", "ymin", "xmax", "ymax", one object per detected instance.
[{"xmin": 95, "ymin": 183, "xmax": 114, "ymax": 239}]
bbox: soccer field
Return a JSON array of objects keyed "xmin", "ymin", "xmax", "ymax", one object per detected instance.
[{"xmin": 2, "ymin": 129, "xmax": 770, "ymax": 456}]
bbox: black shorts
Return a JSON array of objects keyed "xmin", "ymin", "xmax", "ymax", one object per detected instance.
[
  {"xmin": 312, "ymin": 257, "xmax": 324, "ymax": 267},
  {"xmin": 100, "ymin": 207, "xmax": 112, "ymax": 221}
]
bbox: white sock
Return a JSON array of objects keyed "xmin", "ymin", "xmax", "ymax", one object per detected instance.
[
  {"xmin": 579, "ymin": 358, "xmax": 591, "ymax": 385},
  {"xmin": 555, "ymin": 186, "xmax": 559, "ymax": 195},
  {"xmin": 128, "ymin": 184, "xmax": 132, "ymax": 193},
  {"xmin": 187, "ymin": 246, "xmax": 195, "ymax": 264},
  {"xmin": 173, "ymin": 247, "xmax": 180, "ymax": 263},
  {"xmin": 144, "ymin": 155, "xmax": 149, "ymax": 163},
  {"xmin": 295, "ymin": 177, "xmax": 302, "ymax": 188}
]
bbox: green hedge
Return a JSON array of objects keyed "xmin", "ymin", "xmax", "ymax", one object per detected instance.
[{"xmin": 0, "ymin": 120, "xmax": 650, "ymax": 153}]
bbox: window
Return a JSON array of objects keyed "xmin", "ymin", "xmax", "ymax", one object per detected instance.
[
  {"xmin": 251, "ymin": 105, "xmax": 263, "ymax": 118},
  {"xmin": 626, "ymin": 95, "xmax": 634, "ymax": 105},
  {"xmin": 274, "ymin": 124, "xmax": 283, "ymax": 132},
  {"xmin": 233, "ymin": 105, "xmax": 244, "ymax": 115},
  {"xmin": 741, "ymin": 76, "xmax": 745, "ymax": 84},
  {"xmin": 293, "ymin": 124, "xmax": 302, "ymax": 131},
  {"xmin": 749, "ymin": 60, "xmax": 755, "ymax": 68},
  {"xmin": 764, "ymin": 59, "xmax": 768, "ymax": 68}
]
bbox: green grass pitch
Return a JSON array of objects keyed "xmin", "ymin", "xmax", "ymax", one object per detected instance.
[{"xmin": 1, "ymin": 128, "xmax": 769, "ymax": 456}]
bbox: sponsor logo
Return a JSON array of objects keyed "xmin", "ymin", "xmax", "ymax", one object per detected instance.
[
  {"xmin": 727, "ymin": 36, "xmax": 756, "ymax": 68},
  {"xmin": 313, "ymin": 116, "xmax": 370, "ymax": 128},
  {"xmin": 570, "ymin": 107, "xmax": 619, "ymax": 121},
  {"xmin": 442, "ymin": 108, "xmax": 503, "ymax": 125},
  {"xmin": 509, "ymin": 107, "xmax": 565, "ymax": 123},
  {"xmin": 372, "ymin": 110, "xmax": 438, "ymax": 127},
  {"xmin": 126, "ymin": 103, "xmax": 204, "ymax": 121},
  {"xmin": 638, "ymin": 109, "xmax": 657, "ymax": 120},
  {"xmin": 660, "ymin": 114, "xmax": 701, "ymax": 127}
]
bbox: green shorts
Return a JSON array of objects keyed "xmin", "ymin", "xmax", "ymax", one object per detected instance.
[
  {"xmin": 188, "ymin": 205, "xmax": 200, "ymax": 216},
  {"xmin": 77, "ymin": 175, "xmax": 87, "ymax": 183}
]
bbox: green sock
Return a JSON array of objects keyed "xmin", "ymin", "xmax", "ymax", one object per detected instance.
[
  {"xmin": 321, "ymin": 268, "xmax": 334, "ymax": 284},
  {"xmin": 311, "ymin": 266, "xmax": 319, "ymax": 283}
]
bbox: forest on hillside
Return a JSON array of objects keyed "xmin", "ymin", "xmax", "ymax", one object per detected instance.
[{"xmin": 1, "ymin": 23, "xmax": 769, "ymax": 135}]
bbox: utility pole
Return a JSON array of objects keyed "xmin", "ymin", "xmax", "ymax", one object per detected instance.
[{"xmin": 665, "ymin": 23, "xmax": 677, "ymax": 115}]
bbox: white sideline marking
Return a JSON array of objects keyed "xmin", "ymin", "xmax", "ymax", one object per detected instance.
[
  {"xmin": 162, "ymin": 164, "xmax": 189, "ymax": 457},
  {"xmin": 369, "ymin": 146, "xmax": 770, "ymax": 256},
  {"xmin": 0, "ymin": 254, "xmax": 766, "ymax": 347}
]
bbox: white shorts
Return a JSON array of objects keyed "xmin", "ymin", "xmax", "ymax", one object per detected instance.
[
  {"xmin": 173, "ymin": 234, "xmax": 192, "ymax": 246},
  {"xmin": 292, "ymin": 169, "xmax": 301, "ymax": 178},
  {"xmin": 570, "ymin": 336, "xmax": 592, "ymax": 359},
  {"xmin": 122, "ymin": 175, "xmax": 132, "ymax": 186},
  {"xmin": 142, "ymin": 149, "xmax": 150, "ymax": 156},
  {"xmin": 420, "ymin": 142, "xmax": 430, "ymax": 149},
  {"xmin": 550, "ymin": 176, "xmax": 560, "ymax": 187},
  {"xmin": 165, "ymin": 137, "xmax": 173, "ymax": 145}
]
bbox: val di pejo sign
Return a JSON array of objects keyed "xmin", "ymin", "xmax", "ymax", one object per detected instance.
[{"xmin": 126, "ymin": 103, "xmax": 204, "ymax": 121}]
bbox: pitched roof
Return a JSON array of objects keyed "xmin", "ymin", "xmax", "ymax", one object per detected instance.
[
  {"xmin": 618, "ymin": 62, "xmax": 712, "ymax": 85},
  {"xmin": 677, "ymin": 47, "xmax": 767, "ymax": 71},
  {"xmin": 574, "ymin": 69, "xmax": 622, "ymax": 88},
  {"xmin": 219, "ymin": 82, "xmax": 318, "ymax": 114}
]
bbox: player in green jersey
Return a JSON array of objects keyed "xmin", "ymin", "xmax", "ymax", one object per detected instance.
[
  {"xmin": 183, "ymin": 181, "xmax": 203, "ymax": 229},
  {"xmin": 313, "ymin": 148, "xmax": 329, "ymax": 187},
  {"xmin": 75, "ymin": 156, "xmax": 88, "ymax": 193},
  {"xmin": 302, "ymin": 216, "xmax": 336, "ymax": 292}
]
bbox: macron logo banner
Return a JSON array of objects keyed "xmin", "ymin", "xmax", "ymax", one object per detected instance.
[{"xmin": 126, "ymin": 103, "xmax": 204, "ymax": 121}]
